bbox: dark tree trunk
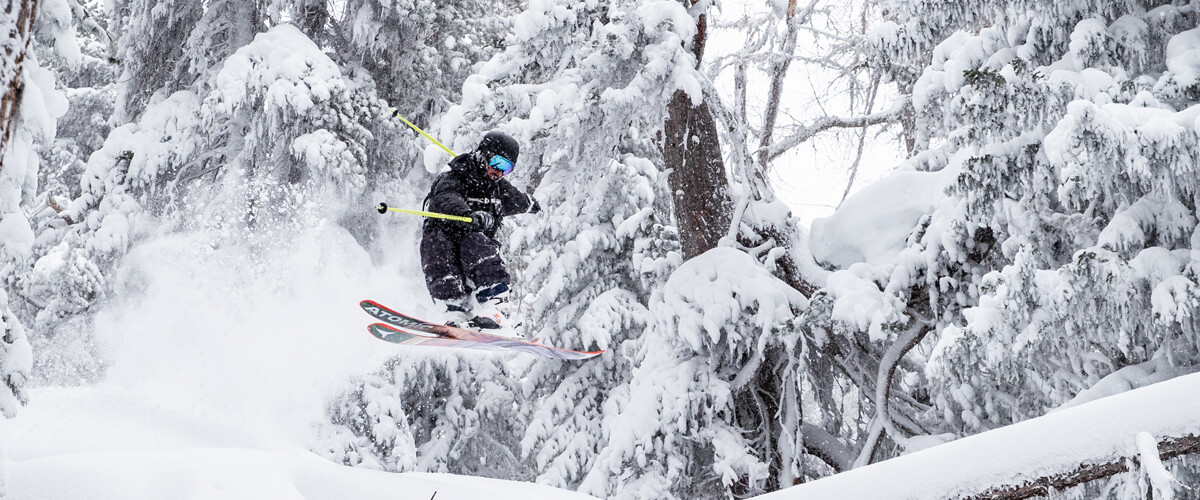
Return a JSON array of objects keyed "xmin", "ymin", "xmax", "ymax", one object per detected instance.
[
  {"xmin": 0, "ymin": 0, "xmax": 38, "ymax": 165},
  {"xmin": 665, "ymin": 5, "xmax": 733, "ymax": 260}
]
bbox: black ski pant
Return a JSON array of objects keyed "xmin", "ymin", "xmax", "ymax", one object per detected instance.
[{"xmin": 420, "ymin": 228, "xmax": 509, "ymax": 301}]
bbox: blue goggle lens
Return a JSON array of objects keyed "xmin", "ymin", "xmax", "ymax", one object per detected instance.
[{"xmin": 488, "ymin": 154, "xmax": 515, "ymax": 174}]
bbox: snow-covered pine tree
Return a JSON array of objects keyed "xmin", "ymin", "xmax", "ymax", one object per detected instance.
[
  {"xmin": 580, "ymin": 247, "xmax": 808, "ymax": 498},
  {"xmin": 17, "ymin": 0, "xmax": 116, "ymax": 384},
  {"xmin": 108, "ymin": 0, "xmax": 201, "ymax": 122},
  {"xmin": 288, "ymin": 0, "xmax": 516, "ymax": 126},
  {"xmin": 636, "ymin": 0, "xmax": 916, "ymax": 484},
  {"xmin": 1, "ymin": 0, "xmax": 68, "ymax": 414},
  {"xmin": 179, "ymin": 0, "xmax": 260, "ymax": 93},
  {"xmin": 794, "ymin": 0, "xmax": 1200, "ymax": 490},
  {"xmin": 428, "ymin": 0, "xmax": 825, "ymax": 497},
  {"xmin": 28, "ymin": 2, "xmax": 408, "ymax": 385},
  {"xmin": 421, "ymin": 0, "xmax": 708, "ymax": 492},
  {"xmin": 65, "ymin": 16, "xmax": 392, "ymax": 253},
  {"xmin": 33, "ymin": 0, "xmax": 118, "ymax": 201},
  {"xmin": 312, "ymin": 0, "xmax": 689, "ymax": 484},
  {"xmin": 316, "ymin": 355, "xmax": 527, "ymax": 478},
  {"xmin": 187, "ymin": 23, "xmax": 380, "ymax": 234},
  {"xmin": 284, "ymin": 0, "xmax": 511, "ymax": 238},
  {"xmin": 872, "ymin": 0, "xmax": 1200, "ymax": 432}
]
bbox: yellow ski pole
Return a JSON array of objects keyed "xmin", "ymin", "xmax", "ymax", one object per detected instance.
[
  {"xmin": 376, "ymin": 202, "xmax": 474, "ymax": 223},
  {"xmin": 388, "ymin": 108, "xmax": 457, "ymax": 158}
]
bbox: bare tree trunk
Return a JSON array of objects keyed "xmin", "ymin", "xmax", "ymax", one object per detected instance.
[
  {"xmin": 0, "ymin": 0, "xmax": 38, "ymax": 165},
  {"xmin": 665, "ymin": 4, "xmax": 733, "ymax": 260}
]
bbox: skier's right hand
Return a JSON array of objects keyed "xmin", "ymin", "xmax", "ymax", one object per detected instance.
[{"xmin": 469, "ymin": 211, "xmax": 495, "ymax": 232}]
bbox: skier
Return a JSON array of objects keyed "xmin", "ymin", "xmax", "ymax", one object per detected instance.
[{"xmin": 421, "ymin": 131, "xmax": 540, "ymax": 331}]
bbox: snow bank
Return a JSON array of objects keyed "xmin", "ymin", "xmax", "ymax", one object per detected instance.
[
  {"xmin": 758, "ymin": 372, "xmax": 1200, "ymax": 499},
  {"xmin": 4, "ymin": 388, "xmax": 595, "ymax": 500},
  {"xmin": 10, "ymin": 450, "xmax": 594, "ymax": 500}
]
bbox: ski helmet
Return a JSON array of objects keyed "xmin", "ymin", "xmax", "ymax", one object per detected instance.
[{"xmin": 477, "ymin": 131, "xmax": 520, "ymax": 166}]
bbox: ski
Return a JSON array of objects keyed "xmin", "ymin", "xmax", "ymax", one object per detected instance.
[{"xmin": 360, "ymin": 300, "xmax": 604, "ymax": 360}]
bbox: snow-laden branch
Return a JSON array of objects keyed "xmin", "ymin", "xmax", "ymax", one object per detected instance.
[
  {"xmin": 802, "ymin": 422, "xmax": 854, "ymax": 473},
  {"xmin": 761, "ymin": 96, "xmax": 911, "ymax": 163},
  {"xmin": 853, "ymin": 322, "xmax": 929, "ymax": 468}
]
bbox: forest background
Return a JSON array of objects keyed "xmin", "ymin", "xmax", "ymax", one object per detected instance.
[{"xmin": 3, "ymin": 0, "xmax": 1200, "ymax": 498}]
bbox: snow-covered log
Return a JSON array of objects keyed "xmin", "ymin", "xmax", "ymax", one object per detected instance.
[
  {"xmin": 968, "ymin": 434, "xmax": 1200, "ymax": 500},
  {"xmin": 969, "ymin": 431, "xmax": 1200, "ymax": 498},
  {"xmin": 759, "ymin": 372, "xmax": 1200, "ymax": 499}
]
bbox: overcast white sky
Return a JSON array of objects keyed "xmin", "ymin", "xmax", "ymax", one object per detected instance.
[{"xmin": 708, "ymin": 0, "xmax": 906, "ymax": 226}]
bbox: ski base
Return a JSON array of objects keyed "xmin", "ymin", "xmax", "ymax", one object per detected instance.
[{"xmin": 360, "ymin": 300, "xmax": 604, "ymax": 361}]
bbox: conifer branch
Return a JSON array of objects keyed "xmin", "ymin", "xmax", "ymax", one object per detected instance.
[{"xmin": 46, "ymin": 194, "xmax": 76, "ymax": 225}]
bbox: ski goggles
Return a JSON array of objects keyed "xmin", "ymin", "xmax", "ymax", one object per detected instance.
[{"xmin": 488, "ymin": 154, "xmax": 515, "ymax": 175}]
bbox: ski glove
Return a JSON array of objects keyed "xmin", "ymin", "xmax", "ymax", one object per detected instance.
[
  {"xmin": 528, "ymin": 198, "xmax": 541, "ymax": 214},
  {"xmin": 469, "ymin": 211, "xmax": 496, "ymax": 232}
]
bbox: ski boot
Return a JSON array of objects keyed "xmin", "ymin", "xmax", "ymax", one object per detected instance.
[{"xmin": 469, "ymin": 284, "xmax": 523, "ymax": 339}]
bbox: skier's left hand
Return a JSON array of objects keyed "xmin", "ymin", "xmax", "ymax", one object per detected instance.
[
  {"xmin": 469, "ymin": 211, "xmax": 496, "ymax": 232},
  {"xmin": 528, "ymin": 198, "xmax": 541, "ymax": 214}
]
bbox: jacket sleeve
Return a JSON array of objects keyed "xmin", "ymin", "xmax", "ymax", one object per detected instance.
[
  {"xmin": 425, "ymin": 175, "xmax": 473, "ymax": 217},
  {"xmin": 496, "ymin": 179, "xmax": 535, "ymax": 216}
]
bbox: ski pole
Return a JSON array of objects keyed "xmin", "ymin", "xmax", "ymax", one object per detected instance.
[
  {"xmin": 376, "ymin": 202, "xmax": 474, "ymax": 223},
  {"xmin": 388, "ymin": 108, "xmax": 457, "ymax": 158}
]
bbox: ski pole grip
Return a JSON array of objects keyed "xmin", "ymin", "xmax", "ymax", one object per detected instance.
[{"xmin": 377, "ymin": 202, "xmax": 388, "ymax": 214}]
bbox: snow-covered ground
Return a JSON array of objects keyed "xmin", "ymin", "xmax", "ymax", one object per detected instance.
[
  {"xmin": 8, "ymin": 359, "xmax": 1197, "ymax": 499},
  {"xmin": 4, "ymin": 388, "xmax": 594, "ymax": 499}
]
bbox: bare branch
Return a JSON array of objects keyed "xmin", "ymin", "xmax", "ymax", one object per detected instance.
[
  {"xmin": 839, "ymin": 74, "xmax": 881, "ymax": 205},
  {"xmin": 763, "ymin": 95, "xmax": 911, "ymax": 163},
  {"xmin": 757, "ymin": 0, "xmax": 812, "ymax": 167}
]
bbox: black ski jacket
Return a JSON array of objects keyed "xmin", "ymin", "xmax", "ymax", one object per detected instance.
[{"xmin": 423, "ymin": 152, "xmax": 535, "ymax": 239}]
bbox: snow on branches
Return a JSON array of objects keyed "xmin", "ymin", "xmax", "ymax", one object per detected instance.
[
  {"xmin": 818, "ymin": 0, "xmax": 1200, "ymax": 483},
  {"xmin": 70, "ymin": 23, "xmax": 385, "ymax": 260},
  {"xmin": 581, "ymin": 248, "xmax": 807, "ymax": 497}
]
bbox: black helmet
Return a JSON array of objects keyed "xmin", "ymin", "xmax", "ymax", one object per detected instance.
[{"xmin": 477, "ymin": 131, "xmax": 519, "ymax": 165}]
